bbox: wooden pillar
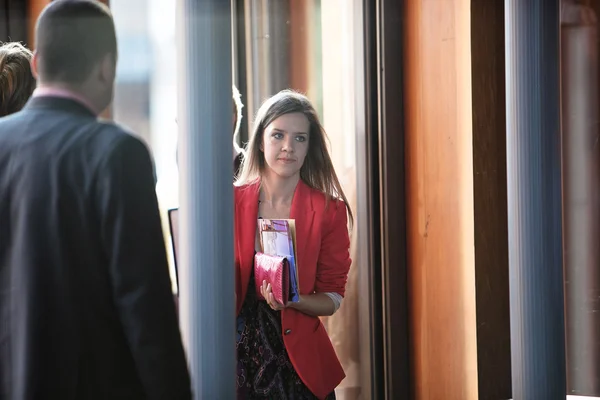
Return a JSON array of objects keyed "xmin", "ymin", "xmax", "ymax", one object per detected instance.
[
  {"xmin": 404, "ymin": 0, "xmax": 478, "ymax": 398},
  {"xmin": 288, "ymin": 0, "xmax": 310, "ymax": 94},
  {"xmin": 27, "ymin": 0, "xmax": 50, "ymax": 47}
]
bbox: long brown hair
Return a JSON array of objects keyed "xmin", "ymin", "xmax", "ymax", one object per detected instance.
[
  {"xmin": 0, "ymin": 42, "xmax": 35, "ymax": 117},
  {"xmin": 235, "ymin": 89, "xmax": 353, "ymax": 226}
]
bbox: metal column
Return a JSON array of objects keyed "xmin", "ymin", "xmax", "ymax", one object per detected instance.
[
  {"xmin": 176, "ymin": 0, "xmax": 235, "ymax": 398},
  {"xmin": 505, "ymin": 0, "xmax": 566, "ymax": 398}
]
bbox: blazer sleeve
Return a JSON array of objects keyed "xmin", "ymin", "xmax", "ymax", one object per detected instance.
[
  {"xmin": 95, "ymin": 133, "xmax": 192, "ymax": 399},
  {"xmin": 315, "ymin": 200, "xmax": 351, "ymax": 296}
]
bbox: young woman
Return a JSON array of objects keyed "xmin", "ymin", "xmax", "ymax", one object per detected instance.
[{"xmin": 234, "ymin": 90, "xmax": 353, "ymax": 399}]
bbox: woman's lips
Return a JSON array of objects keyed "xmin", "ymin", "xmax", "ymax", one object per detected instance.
[{"xmin": 278, "ymin": 158, "xmax": 296, "ymax": 164}]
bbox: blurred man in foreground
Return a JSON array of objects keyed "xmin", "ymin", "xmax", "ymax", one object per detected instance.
[{"xmin": 0, "ymin": 1, "xmax": 192, "ymax": 398}]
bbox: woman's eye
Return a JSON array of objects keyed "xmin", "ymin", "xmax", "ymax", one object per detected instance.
[
  {"xmin": 295, "ymin": 136, "xmax": 306, "ymax": 142},
  {"xmin": 272, "ymin": 133, "xmax": 283, "ymax": 139}
]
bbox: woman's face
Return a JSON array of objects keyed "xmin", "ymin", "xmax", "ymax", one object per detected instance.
[{"xmin": 261, "ymin": 112, "xmax": 310, "ymax": 179}]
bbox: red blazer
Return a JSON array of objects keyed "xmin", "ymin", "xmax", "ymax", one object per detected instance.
[{"xmin": 234, "ymin": 179, "xmax": 351, "ymax": 399}]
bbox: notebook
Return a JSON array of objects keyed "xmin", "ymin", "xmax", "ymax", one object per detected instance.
[{"xmin": 257, "ymin": 218, "xmax": 300, "ymax": 303}]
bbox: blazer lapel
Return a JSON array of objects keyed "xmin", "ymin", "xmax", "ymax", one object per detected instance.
[
  {"xmin": 290, "ymin": 180, "xmax": 315, "ymax": 277},
  {"xmin": 236, "ymin": 182, "xmax": 260, "ymax": 311}
]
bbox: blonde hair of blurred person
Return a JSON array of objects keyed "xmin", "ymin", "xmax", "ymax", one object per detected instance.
[{"xmin": 0, "ymin": 42, "xmax": 36, "ymax": 117}]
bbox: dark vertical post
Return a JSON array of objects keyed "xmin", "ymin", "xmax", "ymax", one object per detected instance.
[
  {"xmin": 504, "ymin": 1, "xmax": 566, "ymax": 398},
  {"xmin": 378, "ymin": 0, "xmax": 409, "ymax": 399},
  {"xmin": 1, "ymin": 0, "xmax": 27, "ymax": 44},
  {"xmin": 176, "ymin": 0, "xmax": 235, "ymax": 398},
  {"xmin": 471, "ymin": 1, "xmax": 512, "ymax": 398}
]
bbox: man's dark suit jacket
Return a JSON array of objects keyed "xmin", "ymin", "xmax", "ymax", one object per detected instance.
[{"xmin": 0, "ymin": 96, "xmax": 192, "ymax": 399}]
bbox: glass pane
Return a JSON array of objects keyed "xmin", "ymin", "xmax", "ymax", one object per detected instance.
[
  {"xmin": 111, "ymin": 0, "xmax": 179, "ymax": 293},
  {"xmin": 560, "ymin": 0, "xmax": 600, "ymax": 395}
]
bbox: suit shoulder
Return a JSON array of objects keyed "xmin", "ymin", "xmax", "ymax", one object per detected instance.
[
  {"xmin": 94, "ymin": 121, "xmax": 150, "ymax": 155},
  {"xmin": 0, "ymin": 111, "xmax": 28, "ymax": 141},
  {"xmin": 96, "ymin": 121, "xmax": 142, "ymax": 144}
]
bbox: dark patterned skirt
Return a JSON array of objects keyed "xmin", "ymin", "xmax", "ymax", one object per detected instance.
[{"xmin": 236, "ymin": 274, "xmax": 336, "ymax": 400}]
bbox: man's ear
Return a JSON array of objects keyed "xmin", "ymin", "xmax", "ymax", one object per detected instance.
[
  {"xmin": 30, "ymin": 51, "xmax": 39, "ymax": 80},
  {"xmin": 99, "ymin": 53, "xmax": 116, "ymax": 84}
]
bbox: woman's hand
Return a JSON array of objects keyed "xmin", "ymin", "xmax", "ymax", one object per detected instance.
[
  {"xmin": 260, "ymin": 280, "xmax": 287, "ymax": 311},
  {"xmin": 260, "ymin": 280, "xmax": 338, "ymax": 316}
]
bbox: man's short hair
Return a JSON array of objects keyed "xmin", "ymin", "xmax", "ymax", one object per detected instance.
[
  {"xmin": 0, "ymin": 42, "xmax": 36, "ymax": 116},
  {"xmin": 35, "ymin": 0, "xmax": 117, "ymax": 84}
]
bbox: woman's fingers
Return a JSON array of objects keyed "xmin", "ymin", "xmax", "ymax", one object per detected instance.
[
  {"xmin": 269, "ymin": 293, "xmax": 276, "ymax": 309},
  {"xmin": 261, "ymin": 280, "xmax": 271, "ymax": 304},
  {"xmin": 260, "ymin": 280, "xmax": 267, "ymax": 299},
  {"xmin": 260, "ymin": 281, "xmax": 284, "ymax": 310},
  {"xmin": 266, "ymin": 284, "xmax": 276, "ymax": 308},
  {"xmin": 269, "ymin": 292, "xmax": 285, "ymax": 310}
]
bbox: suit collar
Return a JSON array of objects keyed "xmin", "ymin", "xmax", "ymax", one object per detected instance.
[
  {"xmin": 24, "ymin": 96, "xmax": 97, "ymax": 119},
  {"xmin": 32, "ymin": 87, "xmax": 99, "ymax": 116}
]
